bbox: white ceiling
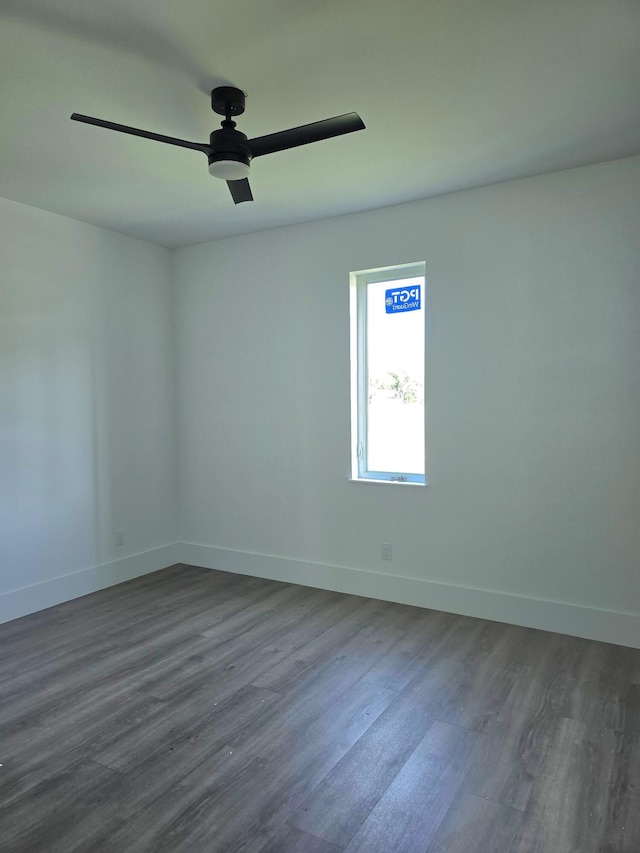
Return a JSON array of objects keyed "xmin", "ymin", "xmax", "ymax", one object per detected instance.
[{"xmin": 1, "ymin": 0, "xmax": 639, "ymax": 247}]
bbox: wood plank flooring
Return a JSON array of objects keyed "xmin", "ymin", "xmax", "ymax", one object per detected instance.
[{"xmin": 1, "ymin": 564, "xmax": 639, "ymax": 852}]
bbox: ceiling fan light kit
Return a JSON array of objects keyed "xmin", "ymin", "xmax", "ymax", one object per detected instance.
[
  {"xmin": 71, "ymin": 86, "xmax": 365, "ymax": 204},
  {"xmin": 208, "ymin": 159, "xmax": 251, "ymax": 181}
]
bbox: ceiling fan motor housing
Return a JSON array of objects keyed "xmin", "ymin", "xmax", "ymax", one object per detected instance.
[{"xmin": 208, "ymin": 126, "xmax": 252, "ymax": 172}]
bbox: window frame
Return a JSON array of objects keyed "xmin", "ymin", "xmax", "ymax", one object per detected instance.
[{"xmin": 349, "ymin": 261, "xmax": 427, "ymax": 486}]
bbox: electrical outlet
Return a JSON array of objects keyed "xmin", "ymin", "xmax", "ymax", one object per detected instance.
[
  {"xmin": 115, "ymin": 529, "xmax": 124, "ymax": 547},
  {"xmin": 381, "ymin": 542, "xmax": 392, "ymax": 561}
]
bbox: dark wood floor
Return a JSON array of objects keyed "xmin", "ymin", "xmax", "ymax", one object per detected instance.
[{"xmin": 1, "ymin": 565, "xmax": 639, "ymax": 852}]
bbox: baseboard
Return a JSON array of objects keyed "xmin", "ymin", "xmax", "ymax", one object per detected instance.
[
  {"xmin": 180, "ymin": 542, "xmax": 640, "ymax": 649},
  {"xmin": 0, "ymin": 543, "xmax": 182, "ymax": 625},
  {"xmin": 6, "ymin": 541, "xmax": 640, "ymax": 649}
]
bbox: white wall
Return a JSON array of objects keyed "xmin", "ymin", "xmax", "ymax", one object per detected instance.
[
  {"xmin": 2, "ymin": 157, "xmax": 639, "ymax": 644},
  {"xmin": 174, "ymin": 156, "xmax": 640, "ymax": 645},
  {"xmin": 0, "ymin": 198, "xmax": 179, "ymax": 620}
]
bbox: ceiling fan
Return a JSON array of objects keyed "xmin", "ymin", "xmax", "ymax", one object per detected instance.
[{"xmin": 71, "ymin": 86, "xmax": 365, "ymax": 204}]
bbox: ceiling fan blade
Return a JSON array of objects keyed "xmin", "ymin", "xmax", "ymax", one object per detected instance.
[
  {"xmin": 70, "ymin": 113, "xmax": 210, "ymax": 154},
  {"xmin": 227, "ymin": 178, "xmax": 253, "ymax": 204},
  {"xmin": 247, "ymin": 112, "xmax": 365, "ymax": 158}
]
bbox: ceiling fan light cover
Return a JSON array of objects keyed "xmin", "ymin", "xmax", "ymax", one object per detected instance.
[{"xmin": 208, "ymin": 158, "xmax": 251, "ymax": 180}]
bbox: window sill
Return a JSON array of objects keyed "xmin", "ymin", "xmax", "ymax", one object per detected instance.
[{"xmin": 348, "ymin": 478, "xmax": 428, "ymax": 487}]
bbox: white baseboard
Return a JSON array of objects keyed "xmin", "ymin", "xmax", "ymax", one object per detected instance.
[
  {"xmin": 0, "ymin": 543, "xmax": 182, "ymax": 625},
  {"xmin": 180, "ymin": 542, "xmax": 640, "ymax": 649},
  {"xmin": 5, "ymin": 541, "xmax": 640, "ymax": 649}
]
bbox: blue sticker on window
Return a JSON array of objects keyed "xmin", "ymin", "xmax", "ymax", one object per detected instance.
[{"xmin": 385, "ymin": 285, "xmax": 421, "ymax": 313}]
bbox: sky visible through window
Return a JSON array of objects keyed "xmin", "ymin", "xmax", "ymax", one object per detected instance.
[{"xmin": 367, "ymin": 277, "xmax": 425, "ymax": 475}]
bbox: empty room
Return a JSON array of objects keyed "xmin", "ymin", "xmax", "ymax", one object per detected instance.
[{"xmin": 1, "ymin": 1, "xmax": 640, "ymax": 850}]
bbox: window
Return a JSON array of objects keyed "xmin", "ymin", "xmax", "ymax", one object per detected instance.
[{"xmin": 350, "ymin": 262, "xmax": 426, "ymax": 484}]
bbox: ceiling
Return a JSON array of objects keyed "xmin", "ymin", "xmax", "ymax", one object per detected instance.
[{"xmin": 1, "ymin": 0, "xmax": 639, "ymax": 248}]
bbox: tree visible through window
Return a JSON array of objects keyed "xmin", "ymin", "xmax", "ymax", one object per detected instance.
[{"xmin": 350, "ymin": 263, "xmax": 426, "ymax": 484}]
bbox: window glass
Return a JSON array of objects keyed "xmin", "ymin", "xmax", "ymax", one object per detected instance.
[{"xmin": 350, "ymin": 263, "xmax": 426, "ymax": 484}]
